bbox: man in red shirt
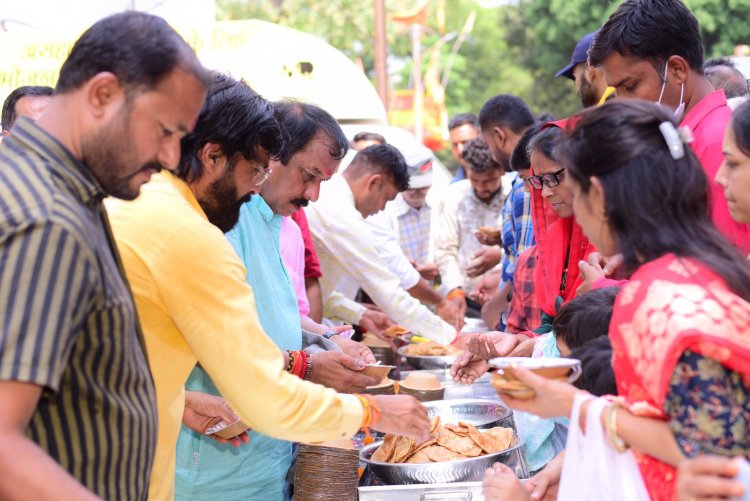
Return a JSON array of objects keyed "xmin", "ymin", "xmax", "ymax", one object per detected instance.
[{"xmin": 588, "ymin": 0, "xmax": 750, "ymax": 254}]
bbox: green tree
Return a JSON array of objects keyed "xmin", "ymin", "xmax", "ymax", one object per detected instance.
[{"xmin": 500, "ymin": 0, "xmax": 750, "ymax": 118}]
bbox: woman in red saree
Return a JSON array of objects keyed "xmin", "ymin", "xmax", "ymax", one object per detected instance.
[
  {"xmin": 497, "ymin": 100, "xmax": 750, "ymax": 501},
  {"xmin": 453, "ymin": 122, "xmax": 595, "ymax": 380}
]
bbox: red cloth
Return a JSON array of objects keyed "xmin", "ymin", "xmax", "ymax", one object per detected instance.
[
  {"xmin": 506, "ymin": 246, "xmax": 542, "ymax": 334},
  {"xmin": 290, "ymin": 209, "xmax": 322, "ymax": 279},
  {"xmin": 530, "ymin": 120, "xmax": 596, "ymax": 316},
  {"xmin": 609, "ymin": 254, "xmax": 750, "ymax": 500},
  {"xmin": 681, "ymin": 90, "xmax": 750, "ymax": 254}
]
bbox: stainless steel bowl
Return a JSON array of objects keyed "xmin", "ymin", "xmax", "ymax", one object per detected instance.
[
  {"xmin": 359, "ymin": 437, "xmax": 525, "ymax": 485},
  {"xmin": 397, "ymin": 346, "xmax": 457, "ymax": 370},
  {"xmin": 423, "ymin": 399, "xmax": 514, "ymax": 429}
]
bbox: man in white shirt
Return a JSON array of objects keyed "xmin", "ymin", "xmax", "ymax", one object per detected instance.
[
  {"xmin": 366, "ymin": 148, "xmax": 463, "ymax": 329},
  {"xmin": 307, "ymin": 144, "xmax": 460, "ymax": 345},
  {"xmin": 434, "ymin": 138, "xmax": 506, "ymax": 313}
]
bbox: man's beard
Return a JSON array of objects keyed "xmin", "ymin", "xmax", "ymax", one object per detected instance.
[
  {"xmin": 578, "ymin": 77, "xmax": 599, "ymax": 108},
  {"xmin": 82, "ymin": 106, "xmax": 162, "ymax": 201},
  {"xmin": 200, "ymin": 168, "xmax": 251, "ymax": 233}
]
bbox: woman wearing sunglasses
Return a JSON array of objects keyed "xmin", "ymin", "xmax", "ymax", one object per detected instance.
[
  {"xmin": 499, "ymin": 100, "xmax": 750, "ymax": 501},
  {"xmin": 453, "ymin": 122, "xmax": 596, "ymax": 378}
]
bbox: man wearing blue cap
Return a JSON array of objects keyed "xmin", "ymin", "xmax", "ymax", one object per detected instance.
[{"xmin": 556, "ymin": 32, "xmax": 615, "ymax": 107}]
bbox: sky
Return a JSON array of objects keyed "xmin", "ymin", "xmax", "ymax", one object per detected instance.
[{"xmin": 1, "ymin": 0, "xmax": 214, "ymax": 35}]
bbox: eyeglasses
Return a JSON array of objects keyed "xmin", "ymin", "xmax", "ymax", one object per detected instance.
[
  {"xmin": 525, "ymin": 168, "xmax": 565, "ymax": 190},
  {"xmin": 252, "ymin": 164, "xmax": 272, "ymax": 186}
]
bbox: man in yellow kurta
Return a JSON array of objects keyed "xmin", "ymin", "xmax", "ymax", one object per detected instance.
[{"xmin": 107, "ymin": 74, "xmax": 428, "ymax": 500}]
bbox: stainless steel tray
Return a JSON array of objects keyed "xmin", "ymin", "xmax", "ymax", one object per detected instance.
[
  {"xmin": 359, "ymin": 481, "xmax": 485, "ymax": 501},
  {"xmin": 360, "ymin": 438, "xmax": 527, "ymax": 485},
  {"xmin": 423, "ymin": 398, "xmax": 513, "ymax": 429}
]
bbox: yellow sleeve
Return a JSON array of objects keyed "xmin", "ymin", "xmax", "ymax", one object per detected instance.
[{"xmin": 151, "ymin": 220, "xmax": 363, "ymax": 442}]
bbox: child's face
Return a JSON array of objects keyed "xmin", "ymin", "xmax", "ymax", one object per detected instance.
[{"xmin": 556, "ymin": 338, "xmax": 571, "ymax": 357}]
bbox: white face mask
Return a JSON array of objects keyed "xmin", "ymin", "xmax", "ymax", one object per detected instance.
[{"xmin": 656, "ymin": 62, "xmax": 685, "ymax": 120}]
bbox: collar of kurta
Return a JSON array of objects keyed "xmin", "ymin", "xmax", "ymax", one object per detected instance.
[
  {"xmin": 9, "ymin": 116, "xmax": 106, "ymax": 206},
  {"xmin": 393, "ymin": 192, "xmax": 430, "ymax": 217}
]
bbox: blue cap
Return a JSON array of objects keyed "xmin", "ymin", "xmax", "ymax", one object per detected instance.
[{"xmin": 556, "ymin": 32, "xmax": 596, "ymax": 80}]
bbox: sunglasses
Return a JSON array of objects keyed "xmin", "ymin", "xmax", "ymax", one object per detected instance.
[{"xmin": 526, "ymin": 168, "xmax": 565, "ymax": 190}]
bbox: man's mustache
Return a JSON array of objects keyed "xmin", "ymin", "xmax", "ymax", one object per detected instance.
[{"xmin": 291, "ymin": 198, "xmax": 309, "ymax": 208}]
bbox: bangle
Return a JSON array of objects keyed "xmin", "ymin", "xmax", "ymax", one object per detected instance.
[
  {"xmin": 285, "ymin": 350, "xmax": 295, "ymax": 373},
  {"xmin": 292, "ymin": 350, "xmax": 309, "ymax": 379},
  {"xmin": 605, "ymin": 403, "xmax": 629, "ymax": 452},
  {"xmin": 364, "ymin": 394, "xmax": 380, "ymax": 427},
  {"xmin": 304, "ymin": 353, "xmax": 313, "ymax": 380},
  {"xmin": 447, "ymin": 288, "xmax": 466, "ymax": 301},
  {"xmin": 356, "ymin": 394, "xmax": 372, "ymax": 430}
]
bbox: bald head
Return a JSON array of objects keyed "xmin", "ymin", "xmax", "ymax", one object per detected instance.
[{"xmin": 705, "ymin": 64, "xmax": 748, "ymax": 99}]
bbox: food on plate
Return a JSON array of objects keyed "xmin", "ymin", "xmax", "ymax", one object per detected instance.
[
  {"xmin": 402, "ymin": 341, "xmax": 462, "ymax": 357},
  {"xmin": 399, "ymin": 372, "xmax": 443, "ymax": 391},
  {"xmin": 372, "ymin": 417, "xmax": 516, "ymax": 464},
  {"xmin": 371, "ymin": 433, "xmax": 398, "ymax": 462},
  {"xmin": 478, "ymin": 226, "xmax": 501, "ymax": 237},
  {"xmin": 382, "ymin": 325, "xmax": 410, "ymax": 338}
]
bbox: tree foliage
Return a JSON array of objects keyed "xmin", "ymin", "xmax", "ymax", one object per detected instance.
[{"xmin": 216, "ymin": 0, "xmax": 750, "ymax": 122}]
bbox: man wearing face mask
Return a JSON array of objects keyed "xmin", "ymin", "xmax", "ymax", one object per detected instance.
[
  {"xmin": 307, "ymin": 144, "xmax": 461, "ymax": 345},
  {"xmin": 588, "ymin": 0, "xmax": 750, "ymax": 254}
]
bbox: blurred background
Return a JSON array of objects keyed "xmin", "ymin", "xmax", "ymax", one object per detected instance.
[{"xmin": 2, "ymin": 0, "xmax": 750, "ymax": 170}]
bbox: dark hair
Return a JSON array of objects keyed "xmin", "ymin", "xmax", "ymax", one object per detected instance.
[
  {"xmin": 509, "ymin": 118, "xmax": 554, "ymax": 172},
  {"xmin": 478, "ymin": 95, "xmax": 534, "ymax": 134},
  {"xmin": 1, "ymin": 85, "xmax": 53, "ymax": 131},
  {"xmin": 704, "ymin": 65, "xmax": 749, "ymax": 99},
  {"xmin": 448, "ymin": 113, "xmax": 479, "ymax": 131},
  {"xmin": 732, "ymin": 100, "xmax": 750, "ymax": 158},
  {"xmin": 352, "ymin": 131, "xmax": 386, "ymax": 146},
  {"xmin": 273, "ymin": 101, "xmax": 348, "ymax": 165},
  {"xmin": 175, "ymin": 72, "xmax": 284, "ymax": 182},
  {"xmin": 570, "ymin": 336, "xmax": 618, "ymax": 396},
  {"xmin": 589, "ymin": 0, "xmax": 704, "ymax": 75},
  {"xmin": 527, "ymin": 125, "xmax": 564, "ymax": 162},
  {"xmin": 56, "ymin": 11, "xmax": 210, "ymax": 95},
  {"xmin": 704, "ymin": 57, "xmax": 736, "ymax": 69},
  {"xmin": 461, "ymin": 138, "xmax": 502, "ymax": 173},
  {"xmin": 557, "ymin": 99, "xmax": 750, "ymax": 301},
  {"xmin": 348, "ymin": 144, "xmax": 410, "ymax": 192},
  {"xmin": 553, "ymin": 287, "xmax": 620, "ymax": 350}
]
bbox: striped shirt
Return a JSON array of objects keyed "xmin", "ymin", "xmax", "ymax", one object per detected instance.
[{"xmin": 0, "ymin": 118, "xmax": 157, "ymax": 500}]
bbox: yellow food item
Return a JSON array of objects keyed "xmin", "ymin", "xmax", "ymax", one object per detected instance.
[
  {"xmin": 382, "ymin": 325, "xmax": 410, "ymax": 338},
  {"xmin": 402, "ymin": 341, "xmax": 462, "ymax": 357},
  {"xmin": 371, "ymin": 420, "xmax": 516, "ymax": 464}
]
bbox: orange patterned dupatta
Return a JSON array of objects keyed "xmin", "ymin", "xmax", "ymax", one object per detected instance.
[{"xmin": 609, "ymin": 253, "xmax": 750, "ymax": 500}]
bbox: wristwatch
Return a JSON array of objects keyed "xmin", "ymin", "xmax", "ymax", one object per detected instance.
[{"xmin": 321, "ymin": 331, "xmax": 338, "ymax": 340}]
